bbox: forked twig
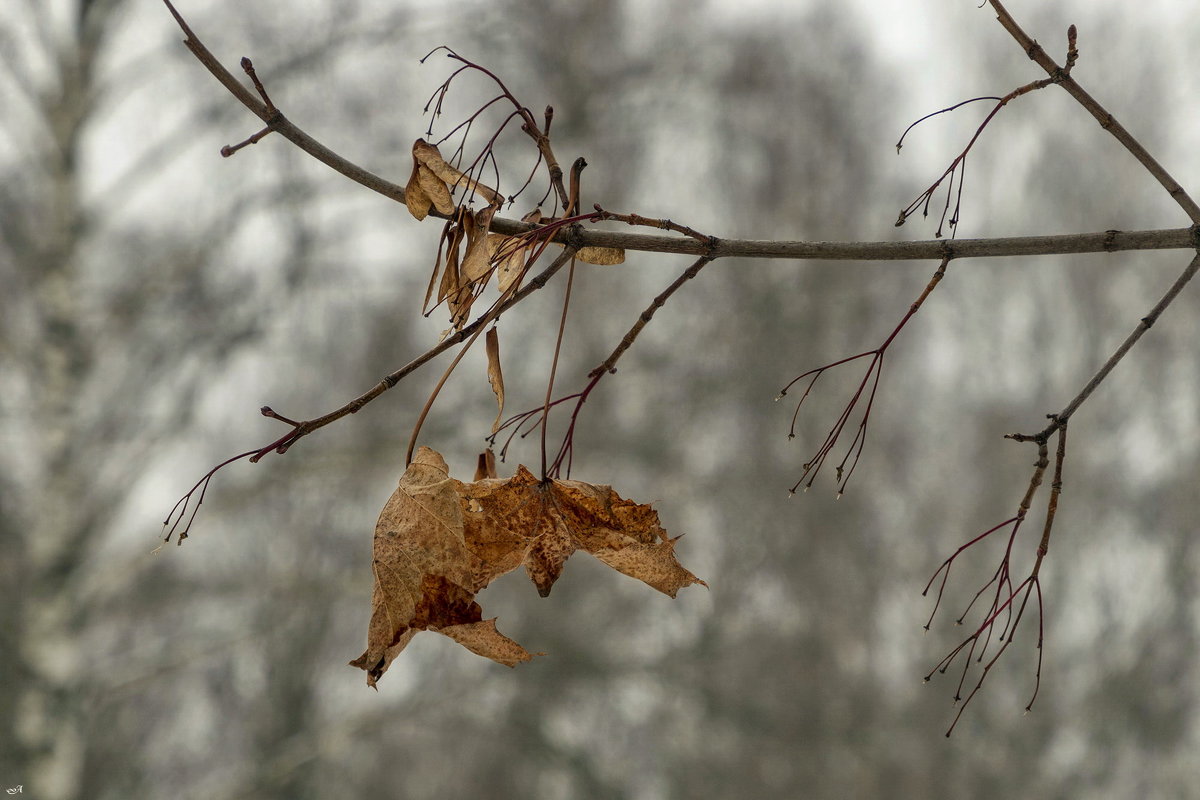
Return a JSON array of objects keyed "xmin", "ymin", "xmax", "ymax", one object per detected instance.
[
  {"xmin": 490, "ymin": 250, "xmax": 718, "ymax": 477},
  {"xmin": 916, "ymin": 7, "xmax": 1200, "ymax": 731},
  {"xmin": 780, "ymin": 256, "xmax": 951, "ymax": 495},
  {"xmin": 162, "ymin": 245, "xmax": 578, "ymax": 543},
  {"xmin": 987, "ymin": 3, "xmax": 1200, "ymax": 223}
]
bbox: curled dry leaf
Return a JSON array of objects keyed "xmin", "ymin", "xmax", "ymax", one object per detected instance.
[
  {"xmin": 487, "ymin": 233, "xmax": 530, "ymax": 294},
  {"xmin": 576, "ymin": 245, "xmax": 625, "ymax": 265},
  {"xmin": 485, "ymin": 326, "xmax": 505, "ymax": 434},
  {"xmin": 431, "ymin": 209, "xmax": 481, "ymax": 328},
  {"xmin": 550, "ymin": 241, "xmax": 625, "ymax": 265},
  {"xmin": 461, "ymin": 204, "xmax": 497, "ymax": 283},
  {"xmin": 474, "ymin": 447, "xmax": 497, "ymax": 481},
  {"xmin": 413, "ymin": 139, "xmax": 500, "ymax": 205},
  {"xmin": 404, "ymin": 139, "xmax": 500, "ymax": 220},
  {"xmin": 350, "ymin": 446, "xmax": 705, "ymax": 686},
  {"xmin": 404, "ymin": 161, "xmax": 456, "ymax": 221},
  {"xmin": 437, "ymin": 222, "xmax": 462, "ymax": 305},
  {"xmin": 423, "ymin": 204, "xmax": 503, "ymax": 328},
  {"xmin": 418, "ymin": 166, "xmax": 455, "ymax": 215}
]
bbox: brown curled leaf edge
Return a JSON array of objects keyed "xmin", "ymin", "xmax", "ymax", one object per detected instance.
[{"xmin": 350, "ymin": 446, "xmax": 706, "ymax": 686}]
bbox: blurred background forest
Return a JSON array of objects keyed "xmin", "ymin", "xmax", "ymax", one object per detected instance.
[{"xmin": 3, "ymin": 0, "xmax": 1198, "ymax": 797}]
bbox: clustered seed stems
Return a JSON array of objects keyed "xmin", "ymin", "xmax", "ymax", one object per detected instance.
[{"xmin": 779, "ymin": 256, "xmax": 951, "ymax": 496}]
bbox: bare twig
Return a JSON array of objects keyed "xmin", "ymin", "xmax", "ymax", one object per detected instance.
[
  {"xmin": 988, "ymin": 2, "xmax": 1200, "ymax": 223},
  {"xmin": 915, "ymin": 5, "xmax": 1200, "ymax": 732},
  {"xmin": 163, "ymin": 245, "xmax": 578, "ymax": 543},
  {"xmin": 541, "ymin": 257, "xmax": 577, "ymax": 479},
  {"xmin": 1018, "ymin": 251, "xmax": 1200, "ymax": 444},
  {"xmin": 161, "ymin": 2, "xmax": 1197, "ymax": 263},
  {"xmin": 491, "ymin": 252, "xmax": 718, "ymax": 477},
  {"xmin": 549, "ymin": 255, "xmax": 718, "ymax": 477},
  {"xmin": 896, "ymin": 79, "xmax": 1057, "ymax": 237},
  {"xmin": 780, "ymin": 256, "xmax": 952, "ymax": 495},
  {"xmin": 422, "ymin": 46, "xmax": 573, "ymax": 213},
  {"xmin": 926, "ymin": 253, "xmax": 1200, "ymax": 731}
]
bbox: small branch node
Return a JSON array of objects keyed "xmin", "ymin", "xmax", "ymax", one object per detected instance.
[
  {"xmin": 1064, "ymin": 24, "xmax": 1079, "ymax": 73},
  {"xmin": 221, "ymin": 126, "xmax": 274, "ymax": 157},
  {"xmin": 260, "ymin": 406, "xmax": 301, "ymax": 426},
  {"xmin": 240, "ymin": 56, "xmax": 276, "ymax": 112}
]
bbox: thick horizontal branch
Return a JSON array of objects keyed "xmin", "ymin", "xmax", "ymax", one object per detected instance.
[
  {"xmin": 163, "ymin": 2, "xmax": 1200, "ymax": 267},
  {"xmin": 490, "ymin": 224, "xmax": 1200, "ymax": 261}
]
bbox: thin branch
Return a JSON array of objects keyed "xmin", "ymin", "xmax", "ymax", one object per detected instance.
[
  {"xmin": 925, "ymin": 244, "xmax": 1200, "ymax": 730},
  {"xmin": 547, "ymin": 253, "xmax": 716, "ymax": 477},
  {"xmin": 404, "ymin": 321, "xmax": 492, "ymax": 468},
  {"xmin": 781, "ymin": 256, "xmax": 952, "ymax": 495},
  {"xmin": 1017, "ymin": 252, "xmax": 1200, "ymax": 443},
  {"xmin": 988, "ymin": 1, "xmax": 1200, "ymax": 223},
  {"xmin": 542, "ymin": 257, "xmax": 577, "ymax": 479},
  {"xmin": 161, "ymin": 1, "xmax": 1198, "ymax": 263},
  {"xmin": 489, "ymin": 252, "xmax": 717, "ymax": 477},
  {"xmin": 587, "ymin": 253, "xmax": 718, "ymax": 378},
  {"xmin": 163, "ymin": 246, "xmax": 578, "ymax": 543},
  {"xmin": 920, "ymin": 6, "xmax": 1200, "ymax": 732},
  {"xmin": 896, "ymin": 78, "xmax": 1056, "ymax": 237}
]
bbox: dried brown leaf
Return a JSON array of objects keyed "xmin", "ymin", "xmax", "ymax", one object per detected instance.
[
  {"xmin": 474, "ymin": 448, "xmax": 497, "ymax": 481},
  {"xmin": 485, "ymin": 327, "xmax": 505, "ymax": 434},
  {"xmin": 461, "ymin": 205, "xmax": 497, "ymax": 283},
  {"xmin": 351, "ymin": 447, "xmax": 704, "ymax": 685},
  {"xmin": 413, "ymin": 139, "xmax": 500, "ymax": 205},
  {"xmin": 422, "ymin": 221, "xmax": 451, "ymax": 314},
  {"xmin": 348, "ymin": 447, "xmax": 536, "ymax": 687},
  {"xmin": 404, "ymin": 160, "xmax": 431, "ymax": 220},
  {"xmin": 418, "ymin": 165, "xmax": 455, "ymax": 215},
  {"xmin": 575, "ymin": 245, "xmax": 625, "ymax": 265},
  {"xmin": 438, "ymin": 224, "xmax": 462, "ymax": 304},
  {"xmin": 549, "ymin": 241, "xmax": 625, "ymax": 265},
  {"xmin": 487, "ymin": 233, "xmax": 528, "ymax": 294}
]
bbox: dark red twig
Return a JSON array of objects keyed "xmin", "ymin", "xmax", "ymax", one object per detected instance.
[
  {"xmin": 781, "ymin": 256, "xmax": 951, "ymax": 495},
  {"xmin": 490, "ymin": 251, "xmax": 717, "ymax": 478},
  {"xmin": 895, "ymin": 77, "xmax": 1056, "ymax": 238},
  {"xmin": 924, "ymin": 422, "xmax": 1066, "ymax": 736}
]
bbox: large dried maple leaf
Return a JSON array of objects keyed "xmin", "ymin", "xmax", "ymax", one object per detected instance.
[{"xmin": 349, "ymin": 446, "xmax": 704, "ymax": 686}]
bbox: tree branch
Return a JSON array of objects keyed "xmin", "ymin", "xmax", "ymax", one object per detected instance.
[
  {"xmin": 989, "ymin": 1, "xmax": 1200, "ymax": 223},
  {"xmin": 162, "ymin": 0, "xmax": 1198, "ymax": 264},
  {"xmin": 162, "ymin": 245, "xmax": 578, "ymax": 543},
  {"xmin": 1017, "ymin": 251, "xmax": 1200, "ymax": 442}
]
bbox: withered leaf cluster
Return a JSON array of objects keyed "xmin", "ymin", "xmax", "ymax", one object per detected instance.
[
  {"xmin": 404, "ymin": 138, "xmax": 499, "ymax": 220},
  {"xmin": 403, "ymin": 139, "xmax": 624, "ymax": 329},
  {"xmin": 404, "ymin": 139, "xmax": 527, "ymax": 328},
  {"xmin": 350, "ymin": 447, "xmax": 705, "ymax": 686}
]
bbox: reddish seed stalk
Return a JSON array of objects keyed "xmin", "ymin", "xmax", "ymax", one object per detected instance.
[{"xmin": 782, "ymin": 256, "xmax": 950, "ymax": 495}]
